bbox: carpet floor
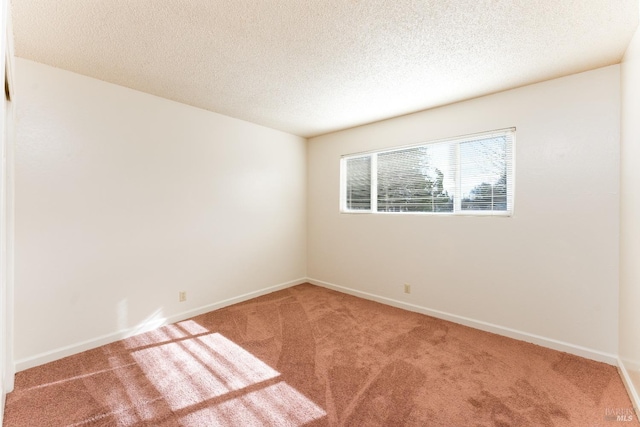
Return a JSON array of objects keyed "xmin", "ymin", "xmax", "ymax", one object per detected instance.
[{"xmin": 3, "ymin": 283, "xmax": 638, "ymax": 426}]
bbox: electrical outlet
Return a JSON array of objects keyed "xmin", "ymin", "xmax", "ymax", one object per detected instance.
[
  {"xmin": 179, "ymin": 291, "xmax": 187, "ymax": 302},
  {"xmin": 404, "ymin": 284, "xmax": 411, "ymax": 294}
]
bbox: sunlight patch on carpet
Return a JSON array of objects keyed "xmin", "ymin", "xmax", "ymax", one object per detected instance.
[
  {"xmin": 124, "ymin": 323, "xmax": 187, "ymax": 349},
  {"xmin": 131, "ymin": 332, "xmax": 272, "ymax": 400},
  {"xmin": 180, "ymin": 382, "xmax": 326, "ymax": 427}
]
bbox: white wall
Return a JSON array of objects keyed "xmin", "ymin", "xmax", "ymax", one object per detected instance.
[
  {"xmin": 14, "ymin": 58, "xmax": 307, "ymax": 369},
  {"xmin": 620, "ymin": 14, "xmax": 640, "ymax": 408},
  {"xmin": 308, "ymin": 65, "xmax": 621, "ymax": 361},
  {"xmin": 0, "ymin": 0, "xmax": 14, "ymax": 421}
]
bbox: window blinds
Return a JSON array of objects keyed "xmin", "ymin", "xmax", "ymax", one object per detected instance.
[
  {"xmin": 341, "ymin": 128, "xmax": 515, "ymax": 215},
  {"xmin": 345, "ymin": 156, "xmax": 372, "ymax": 211}
]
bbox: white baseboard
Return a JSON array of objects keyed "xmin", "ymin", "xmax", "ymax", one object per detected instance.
[
  {"xmin": 306, "ymin": 277, "xmax": 618, "ymax": 365},
  {"xmin": 618, "ymin": 359, "xmax": 640, "ymax": 414},
  {"xmin": 14, "ymin": 277, "xmax": 620, "ymax": 371},
  {"xmin": 14, "ymin": 277, "xmax": 307, "ymax": 372}
]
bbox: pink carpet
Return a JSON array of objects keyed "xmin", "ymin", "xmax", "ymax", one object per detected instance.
[{"xmin": 4, "ymin": 284, "xmax": 638, "ymax": 426}]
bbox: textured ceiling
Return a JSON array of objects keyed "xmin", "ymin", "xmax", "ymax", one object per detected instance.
[{"xmin": 11, "ymin": 1, "xmax": 639, "ymax": 137}]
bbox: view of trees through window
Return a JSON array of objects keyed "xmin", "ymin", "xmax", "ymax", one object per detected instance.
[
  {"xmin": 342, "ymin": 130, "xmax": 513, "ymax": 214},
  {"xmin": 460, "ymin": 137, "xmax": 509, "ymax": 211},
  {"xmin": 377, "ymin": 146, "xmax": 454, "ymax": 212}
]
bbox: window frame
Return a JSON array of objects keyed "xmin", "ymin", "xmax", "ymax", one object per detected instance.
[{"xmin": 339, "ymin": 128, "xmax": 516, "ymax": 216}]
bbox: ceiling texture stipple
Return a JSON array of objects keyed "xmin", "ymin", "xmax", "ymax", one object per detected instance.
[{"xmin": 10, "ymin": 1, "xmax": 639, "ymax": 137}]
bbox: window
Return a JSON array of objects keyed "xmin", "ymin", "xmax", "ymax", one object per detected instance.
[{"xmin": 340, "ymin": 128, "xmax": 515, "ymax": 215}]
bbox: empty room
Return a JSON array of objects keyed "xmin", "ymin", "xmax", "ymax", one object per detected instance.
[{"xmin": 0, "ymin": 0, "xmax": 639, "ymax": 426}]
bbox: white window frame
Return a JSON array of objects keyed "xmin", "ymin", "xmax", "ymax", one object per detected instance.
[{"xmin": 340, "ymin": 128, "xmax": 516, "ymax": 216}]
